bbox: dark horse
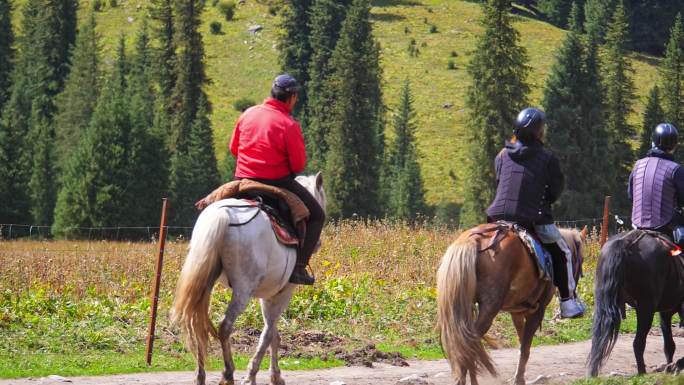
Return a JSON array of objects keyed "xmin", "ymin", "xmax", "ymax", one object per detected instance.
[
  {"xmin": 437, "ymin": 223, "xmax": 585, "ymax": 385},
  {"xmin": 588, "ymin": 230, "xmax": 684, "ymax": 376}
]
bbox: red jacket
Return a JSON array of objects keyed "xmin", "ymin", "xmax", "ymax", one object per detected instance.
[{"xmin": 230, "ymin": 98, "xmax": 306, "ymax": 180}]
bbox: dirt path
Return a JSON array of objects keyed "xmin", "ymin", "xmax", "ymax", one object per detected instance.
[{"xmin": 4, "ymin": 335, "xmax": 683, "ymax": 385}]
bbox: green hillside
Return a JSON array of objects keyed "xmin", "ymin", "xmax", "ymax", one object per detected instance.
[{"xmin": 13, "ymin": 0, "xmax": 661, "ymax": 207}]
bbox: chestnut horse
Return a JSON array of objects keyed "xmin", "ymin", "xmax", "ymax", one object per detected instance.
[{"xmin": 437, "ymin": 223, "xmax": 586, "ymax": 385}]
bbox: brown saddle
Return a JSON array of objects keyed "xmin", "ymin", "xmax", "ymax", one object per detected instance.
[
  {"xmin": 469, "ymin": 221, "xmax": 556, "ymax": 280},
  {"xmin": 195, "ymin": 180, "xmax": 310, "ymax": 246}
]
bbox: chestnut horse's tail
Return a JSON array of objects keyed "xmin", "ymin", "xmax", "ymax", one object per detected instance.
[{"xmin": 437, "ymin": 236, "xmax": 496, "ymax": 379}]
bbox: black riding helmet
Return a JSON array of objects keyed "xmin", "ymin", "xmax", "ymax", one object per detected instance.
[
  {"xmin": 652, "ymin": 123, "xmax": 679, "ymax": 152},
  {"xmin": 514, "ymin": 107, "xmax": 546, "ymax": 142}
]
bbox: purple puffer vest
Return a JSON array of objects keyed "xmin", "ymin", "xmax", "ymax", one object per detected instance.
[{"xmin": 631, "ymin": 156, "xmax": 681, "ymax": 229}]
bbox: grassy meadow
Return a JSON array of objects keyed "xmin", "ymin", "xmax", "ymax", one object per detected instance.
[
  {"xmin": 9, "ymin": 0, "xmax": 663, "ymax": 209},
  {"xmin": 0, "ymin": 222, "xmax": 651, "ymax": 379}
]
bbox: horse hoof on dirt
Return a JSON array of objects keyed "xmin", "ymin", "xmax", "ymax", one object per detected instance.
[
  {"xmin": 241, "ymin": 378, "xmax": 257, "ymax": 385},
  {"xmin": 270, "ymin": 377, "xmax": 285, "ymax": 385},
  {"xmin": 219, "ymin": 380, "xmax": 235, "ymax": 385}
]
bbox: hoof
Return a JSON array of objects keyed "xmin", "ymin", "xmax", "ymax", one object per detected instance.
[
  {"xmin": 270, "ymin": 377, "xmax": 285, "ymax": 385},
  {"xmin": 219, "ymin": 381, "xmax": 235, "ymax": 385},
  {"xmin": 241, "ymin": 378, "xmax": 257, "ymax": 385}
]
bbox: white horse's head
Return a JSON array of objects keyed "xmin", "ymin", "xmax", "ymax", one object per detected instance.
[{"xmin": 295, "ymin": 172, "xmax": 327, "ymax": 215}]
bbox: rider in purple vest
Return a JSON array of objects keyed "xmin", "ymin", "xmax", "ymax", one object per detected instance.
[
  {"xmin": 629, "ymin": 123, "xmax": 684, "ymax": 246},
  {"xmin": 487, "ymin": 108, "xmax": 584, "ymax": 318}
]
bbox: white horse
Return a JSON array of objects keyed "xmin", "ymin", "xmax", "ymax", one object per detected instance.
[{"xmin": 172, "ymin": 173, "xmax": 326, "ymax": 385}]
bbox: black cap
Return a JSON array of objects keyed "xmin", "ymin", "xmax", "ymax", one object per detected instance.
[
  {"xmin": 652, "ymin": 123, "xmax": 679, "ymax": 152},
  {"xmin": 272, "ymin": 74, "xmax": 300, "ymax": 93}
]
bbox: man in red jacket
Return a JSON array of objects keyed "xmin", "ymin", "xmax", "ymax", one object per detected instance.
[{"xmin": 230, "ymin": 74, "xmax": 324, "ymax": 285}]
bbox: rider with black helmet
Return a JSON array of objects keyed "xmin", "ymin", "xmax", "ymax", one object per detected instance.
[
  {"xmin": 487, "ymin": 107, "xmax": 584, "ymax": 318},
  {"xmin": 629, "ymin": 123, "xmax": 684, "ymax": 246}
]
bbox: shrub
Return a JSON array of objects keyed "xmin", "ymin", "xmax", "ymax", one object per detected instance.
[
  {"xmin": 450, "ymin": 50, "xmax": 458, "ymax": 57},
  {"xmin": 268, "ymin": 5, "xmax": 279, "ymax": 16},
  {"xmin": 109, "ymin": 0, "xmax": 117, "ymax": 7},
  {"xmin": 233, "ymin": 97, "xmax": 256, "ymax": 112},
  {"xmin": 429, "ymin": 24, "xmax": 438, "ymax": 34},
  {"xmin": 218, "ymin": 1, "xmax": 236, "ymax": 21},
  {"xmin": 211, "ymin": 0, "xmax": 219, "ymax": 6},
  {"xmin": 427, "ymin": 7, "xmax": 433, "ymax": 13},
  {"xmin": 447, "ymin": 60, "xmax": 456, "ymax": 70},
  {"xmin": 93, "ymin": 0, "xmax": 103, "ymax": 11},
  {"xmin": 210, "ymin": 21, "xmax": 222, "ymax": 34},
  {"xmin": 404, "ymin": 26, "xmax": 410, "ymax": 34}
]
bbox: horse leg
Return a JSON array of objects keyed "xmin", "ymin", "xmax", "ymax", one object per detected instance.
[
  {"xmin": 471, "ymin": 299, "xmax": 503, "ymax": 385},
  {"xmin": 245, "ymin": 286, "xmax": 295, "ymax": 385},
  {"xmin": 513, "ymin": 306, "xmax": 545, "ymax": 385},
  {"xmin": 511, "ymin": 313, "xmax": 525, "ymax": 343},
  {"xmin": 660, "ymin": 311, "xmax": 676, "ymax": 365},
  {"xmin": 219, "ymin": 293, "xmax": 250, "ymax": 385},
  {"xmin": 634, "ymin": 305, "xmax": 655, "ymax": 375}
]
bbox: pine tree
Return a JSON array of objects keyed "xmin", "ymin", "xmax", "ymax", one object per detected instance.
[
  {"xmin": 305, "ymin": 0, "xmax": 351, "ymax": 172},
  {"xmin": 0, "ymin": 0, "xmax": 78, "ymax": 224},
  {"xmin": 630, "ymin": 2, "xmax": 684, "ymax": 54},
  {"xmin": 603, "ymin": 1, "xmax": 636, "ymax": 211},
  {"xmin": 662, "ymin": 14, "xmax": 684, "ymax": 131},
  {"xmin": 584, "ymin": 0, "xmax": 614, "ymax": 42},
  {"xmin": 170, "ymin": 0, "xmax": 207, "ymax": 151},
  {"xmin": 27, "ymin": 99, "xmax": 56, "ymax": 225},
  {"xmin": 169, "ymin": 95, "xmax": 220, "ymax": 225},
  {"xmin": 538, "ymin": 0, "xmax": 575, "ymax": 28},
  {"xmin": 54, "ymin": 12, "xmax": 101, "ymax": 169},
  {"xmin": 168, "ymin": 0, "xmax": 219, "ymax": 225},
  {"xmin": 278, "ymin": 0, "xmax": 313, "ymax": 118},
  {"xmin": 573, "ymin": 28, "xmax": 613, "ymax": 218},
  {"xmin": 639, "ymin": 86, "xmax": 665, "ymax": 157},
  {"xmin": 324, "ymin": 0, "xmax": 383, "ymax": 218},
  {"xmin": 0, "ymin": 0, "xmax": 13, "ymax": 110},
  {"xmin": 149, "ymin": 0, "xmax": 176, "ymax": 140},
  {"xmin": 385, "ymin": 80, "xmax": 425, "ymax": 220},
  {"xmin": 53, "ymin": 41, "xmax": 132, "ymax": 235},
  {"xmin": 459, "ymin": 0, "xmax": 530, "ymax": 227},
  {"xmin": 125, "ymin": 19, "xmax": 169, "ymax": 226},
  {"xmin": 150, "ymin": 0, "xmax": 175, "ymax": 100},
  {"xmin": 542, "ymin": 3, "xmax": 585, "ymax": 215}
]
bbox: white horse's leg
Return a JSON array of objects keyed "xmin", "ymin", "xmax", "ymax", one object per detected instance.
[
  {"xmin": 244, "ymin": 286, "xmax": 295, "ymax": 385},
  {"xmin": 219, "ymin": 292, "xmax": 251, "ymax": 385}
]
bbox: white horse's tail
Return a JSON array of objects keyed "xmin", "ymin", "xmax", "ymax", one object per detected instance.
[{"xmin": 171, "ymin": 206, "xmax": 228, "ymax": 367}]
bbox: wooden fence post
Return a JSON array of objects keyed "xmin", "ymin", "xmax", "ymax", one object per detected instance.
[
  {"xmin": 600, "ymin": 196, "xmax": 611, "ymax": 247},
  {"xmin": 146, "ymin": 198, "xmax": 169, "ymax": 366}
]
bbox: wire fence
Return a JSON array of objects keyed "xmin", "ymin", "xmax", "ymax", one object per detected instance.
[
  {"xmin": 0, "ymin": 223, "xmax": 194, "ymax": 242},
  {"xmin": 0, "ymin": 213, "xmax": 633, "ymax": 241}
]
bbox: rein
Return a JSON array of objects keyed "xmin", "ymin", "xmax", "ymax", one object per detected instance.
[{"xmin": 217, "ymin": 197, "xmax": 264, "ymax": 227}]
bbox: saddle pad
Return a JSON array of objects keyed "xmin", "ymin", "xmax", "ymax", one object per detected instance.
[
  {"xmin": 517, "ymin": 229, "xmax": 554, "ymax": 280},
  {"xmin": 215, "ymin": 199, "xmax": 298, "ymax": 247}
]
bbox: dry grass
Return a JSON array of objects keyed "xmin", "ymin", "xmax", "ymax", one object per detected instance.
[{"xmin": 0, "ymin": 220, "xmax": 456, "ymax": 299}]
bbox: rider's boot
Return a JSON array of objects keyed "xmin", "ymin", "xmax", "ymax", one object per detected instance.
[
  {"xmin": 546, "ymin": 242, "xmax": 584, "ymax": 319},
  {"xmin": 289, "ymin": 249, "xmax": 315, "ymax": 285}
]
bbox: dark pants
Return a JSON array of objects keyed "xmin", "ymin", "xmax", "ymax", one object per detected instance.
[
  {"xmin": 546, "ymin": 242, "xmax": 570, "ymax": 299},
  {"xmin": 237, "ymin": 176, "xmax": 325, "ymax": 266},
  {"xmin": 652, "ymin": 211, "xmax": 684, "ymax": 246}
]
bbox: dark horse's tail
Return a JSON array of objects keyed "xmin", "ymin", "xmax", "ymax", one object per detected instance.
[{"xmin": 587, "ymin": 237, "xmax": 629, "ymax": 376}]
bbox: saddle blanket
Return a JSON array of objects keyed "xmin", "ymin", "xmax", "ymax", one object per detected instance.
[
  {"xmin": 517, "ymin": 228, "xmax": 554, "ymax": 280},
  {"xmin": 214, "ymin": 198, "xmax": 299, "ymax": 247}
]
